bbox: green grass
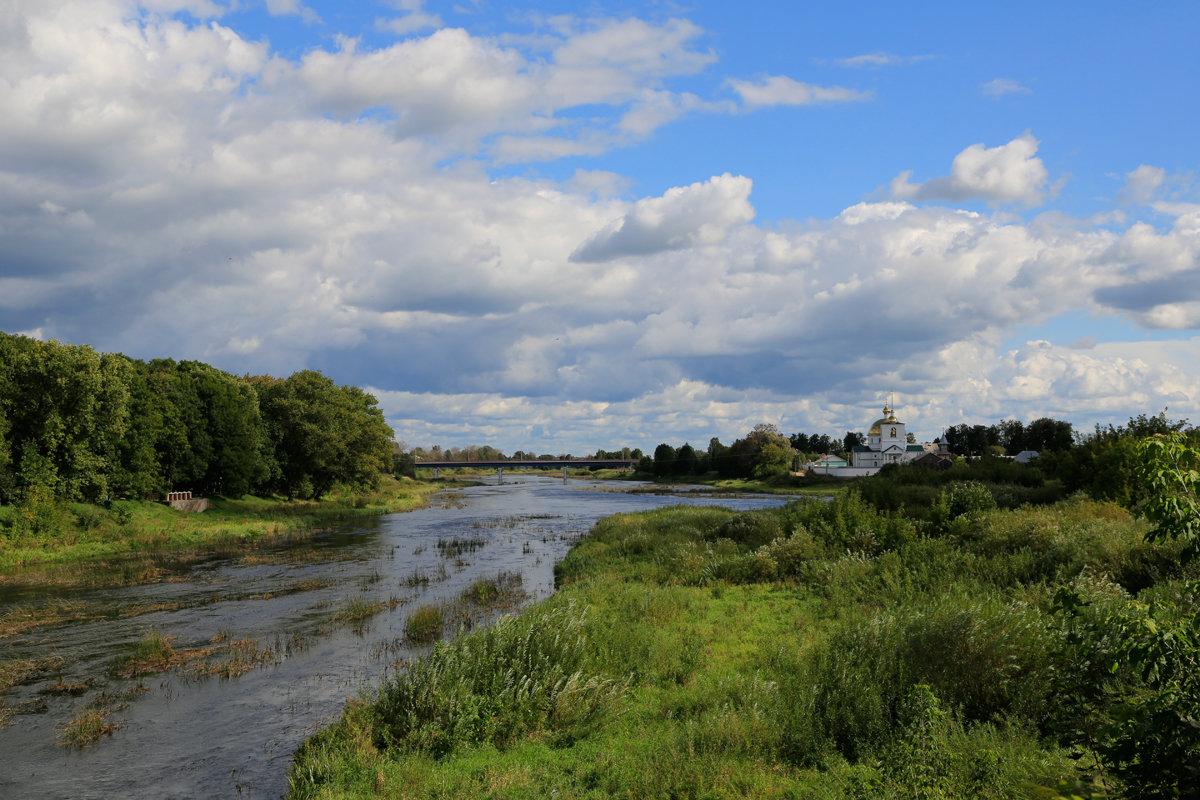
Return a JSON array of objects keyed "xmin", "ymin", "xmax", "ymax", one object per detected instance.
[
  {"xmin": 108, "ymin": 632, "xmax": 179, "ymax": 678},
  {"xmin": 288, "ymin": 495, "xmax": 1199, "ymax": 799},
  {"xmin": 404, "ymin": 605, "xmax": 445, "ymax": 643},
  {"xmin": 57, "ymin": 706, "xmax": 122, "ymax": 748},
  {"xmin": 0, "ymin": 477, "xmax": 440, "ymax": 574}
]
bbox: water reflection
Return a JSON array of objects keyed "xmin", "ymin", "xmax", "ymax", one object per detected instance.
[{"xmin": 0, "ymin": 476, "xmax": 789, "ymax": 799}]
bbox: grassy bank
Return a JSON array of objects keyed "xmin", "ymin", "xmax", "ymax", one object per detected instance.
[
  {"xmin": 0, "ymin": 476, "xmax": 441, "ymax": 574},
  {"xmin": 622, "ymin": 473, "xmax": 848, "ymax": 496},
  {"xmin": 288, "ymin": 492, "xmax": 1199, "ymax": 799}
]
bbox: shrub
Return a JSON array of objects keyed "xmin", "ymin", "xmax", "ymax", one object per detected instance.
[
  {"xmin": 712, "ymin": 512, "xmax": 783, "ymax": 549},
  {"xmin": 764, "ymin": 528, "xmax": 824, "ymax": 576},
  {"xmin": 72, "ymin": 505, "xmax": 106, "ymax": 531},
  {"xmin": 704, "ymin": 549, "xmax": 778, "ymax": 584},
  {"xmin": 942, "ymin": 481, "xmax": 998, "ymax": 518}
]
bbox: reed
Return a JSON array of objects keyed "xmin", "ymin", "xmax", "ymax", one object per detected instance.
[{"xmin": 404, "ymin": 604, "xmax": 445, "ymax": 643}]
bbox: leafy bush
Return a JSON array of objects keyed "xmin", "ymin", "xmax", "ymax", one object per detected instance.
[
  {"xmin": 1061, "ymin": 580, "xmax": 1200, "ymax": 799},
  {"xmin": 72, "ymin": 505, "xmax": 106, "ymax": 531},
  {"xmin": 704, "ymin": 549, "xmax": 778, "ymax": 584},
  {"xmin": 712, "ymin": 512, "xmax": 783, "ymax": 549},
  {"xmin": 941, "ymin": 481, "xmax": 998, "ymax": 518}
]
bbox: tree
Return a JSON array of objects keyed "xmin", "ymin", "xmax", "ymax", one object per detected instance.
[
  {"xmin": 1026, "ymin": 417, "xmax": 1074, "ymax": 452},
  {"xmin": 175, "ymin": 361, "xmax": 267, "ymax": 497},
  {"xmin": 652, "ymin": 443, "xmax": 676, "ymax": 478},
  {"xmin": 1137, "ymin": 431, "xmax": 1200, "ymax": 563},
  {"xmin": 254, "ymin": 370, "xmax": 393, "ymax": 500},
  {"xmin": 790, "ymin": 432, "xmax": 811, "ymax": 454},
  {"xmin": 0, "ymin": 334, "xmax": 132, "ymax": 502},
  {"xmin": 708, "ymin": 437, "xmax": 735, "ymax": 478},
  {"xmin": 676, "ymin": 443, "xmax": 699, "ymax": 475},
  {"xmin": 997, "ymin": 418, "xmax": 1026, "ymax": 454},
  {"xmin": 843, "ymin": 431, "xmax": 864, "ymax": 453}
]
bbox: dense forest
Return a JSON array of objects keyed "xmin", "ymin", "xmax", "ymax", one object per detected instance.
[{"xmin": 0, "ymin": 332, "xmax": 394, "ymax": 510}]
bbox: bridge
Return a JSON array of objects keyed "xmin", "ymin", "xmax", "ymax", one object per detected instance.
[{"xmin": 413, "ymin": 459, "xmax": 637, "ymax": 479}]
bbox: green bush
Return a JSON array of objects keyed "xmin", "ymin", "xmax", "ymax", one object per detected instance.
[
  {"xmin": 72, "ymin": 504, "xmax": 106, "ymax": 531},
  {"xmin": 704, "ymin": 549, "xmax": 778, "ymax": 584},
  {"xmin": 712, "ymin": 511, "xmax": 783, "ymax": 549},
  {"xmin": 942, "ymin": 481, "xmax": 998, "ymax": 518},
  {"xmin": 763, "ymin": 528, "xmax": 824, "ymax": 576}
]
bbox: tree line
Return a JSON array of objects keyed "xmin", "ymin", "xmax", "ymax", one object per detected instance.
[{"xmin": 0, "ymin": 332, "xmax": 394, "ymax": 506}]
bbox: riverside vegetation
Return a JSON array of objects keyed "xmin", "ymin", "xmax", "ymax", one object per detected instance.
[
  {"xmin": 0, "ymin": 331, "xmax": 441, "ymax": 577},
  {"xmin": 288, "ymin": 432, "xmax": 1200, "ymax": 800},
  {"xmin": 0, "ymin": 475, "xmax": 439, "ymax": 576}
]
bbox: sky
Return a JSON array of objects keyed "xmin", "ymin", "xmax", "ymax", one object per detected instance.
[{"xmin": 2, "ymin": 0, "xmax": 1199, "ymax": 454}]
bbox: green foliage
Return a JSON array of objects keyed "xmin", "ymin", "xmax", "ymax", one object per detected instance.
[
  {"xmin": 1048, "ymin": 413, "xmax": 1194, "ymax": 507},
  {"xmin": 0, "ymin": 333, "xmax": 131, "ymax": 503},
  {"xmin": 929, "ymin": 480, "xmax": 999, "ymax": 531},
  {"xmin": 1136, "ymin": 432, "xmax": 1200, "ymax": 564},
  {"xmin": 712, "ymin": 511, "xmax": 783, "ymax": 549},
  {"xmin": 858, "ymin": 457, "xmax": 1059, "ymax": 518},
  {"xmin": 651, "ymin": 442, "xmax": 676, "ymax": 477},
  {"xmin": 253, "ymin": 371, "xmax": 393, "ymax": 500},
  {"xmin": 1101, "ymin": 584, "xmax": 1200, "ymax": 798},
  {"xmin": 0, "ymin": 333, "xmax": 393, "ymax": 509},
  {"xmin": 783, "ymin": 594, "xmax": 1058, "ymax": 766},
  {"xmin": 372, "ymin": 603, "xmax": 626, "ymax": 758},
  {"xmin": 883, "ymin": 684, "xmax": 956, "ymax": 800}
]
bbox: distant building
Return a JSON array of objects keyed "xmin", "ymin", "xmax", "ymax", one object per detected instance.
[
  {"xmin": 849, "ymin": 404, "xmax": 928, "ymax": 468},
  {"xmin": 913, "ymin": 452, "xmax": 954, "ymax": 471},
  {"xmin": 806, "ymin": 400, "xmax": 941, "ymax": 478},
  {"xmin": 805, "ymin": 453, "xmax": 848, "ymax": 475}
]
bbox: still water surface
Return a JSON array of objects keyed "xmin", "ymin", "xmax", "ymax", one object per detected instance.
[{"xmin": 0, "ymin": 476, "xmax": 789, "ymax": 799}]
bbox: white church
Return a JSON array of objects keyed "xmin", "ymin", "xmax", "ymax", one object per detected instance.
[{"xmin": 807, "ymin": 400, "xmax": 946, "ymax": 478}]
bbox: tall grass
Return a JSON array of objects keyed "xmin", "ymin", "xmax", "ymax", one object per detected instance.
[
  {"xmin": 289, "ymin": 493, "xmax": 1198, "ymax": 799},
  {"xmin": 403, "ymin": 605, "xmax": 444, "ymax": 643}
]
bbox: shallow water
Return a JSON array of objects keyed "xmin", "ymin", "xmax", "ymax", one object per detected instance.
[{"xmin": 0, "ymin": 476, "xmax": 790, "ymax": 799}]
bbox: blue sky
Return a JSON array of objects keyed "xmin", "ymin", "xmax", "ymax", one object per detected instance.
[{"xmin": 2, "ymin": 0, "xmax": 1198, "ymax": 453}]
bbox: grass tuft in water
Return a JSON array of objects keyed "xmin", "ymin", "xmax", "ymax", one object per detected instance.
[
  {"xmin": 108, "ymin": 632, "xmax": 178, "ymax": 678},
  {"xmin": 58, "ymin": 707, "xmax": 123, "ymax": 748},
  {"xmin": 405, "ymin": 604, "xmax": 445, "ymax": 643}
]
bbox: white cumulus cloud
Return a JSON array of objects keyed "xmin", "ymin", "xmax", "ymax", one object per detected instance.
[
  {"xmin": 570, "ymin": 174, "xmax": 755, "ymax": 262},
  {"xmin": 891, "ymin": 133, "xmax": 1049, "ymax": 206}
]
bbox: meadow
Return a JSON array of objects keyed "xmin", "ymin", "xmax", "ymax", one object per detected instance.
[{"xmin": 287, "ymin": 487, "xmax": 1199, "ymax": 799}]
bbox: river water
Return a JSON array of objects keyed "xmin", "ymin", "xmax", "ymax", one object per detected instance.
[{"xmin": 0, "ymin": 476, "xmax": 789, "ymax": 799}]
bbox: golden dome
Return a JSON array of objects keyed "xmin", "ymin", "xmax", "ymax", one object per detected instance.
[{"xmin": 867, "ymin": 404, "xmax": 900, "ymax": 435}]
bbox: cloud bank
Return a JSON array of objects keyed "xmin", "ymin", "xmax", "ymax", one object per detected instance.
[{"xmin": 1, "ymin": 1, "xmax": 1198, "ymax": 453}]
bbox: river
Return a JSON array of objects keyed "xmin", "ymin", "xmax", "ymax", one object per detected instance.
[{"xmin": 0, "ymin": 476, "xmax": 791, "ymax": 799}]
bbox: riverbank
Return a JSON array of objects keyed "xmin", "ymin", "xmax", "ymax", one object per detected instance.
[
  {"xmin": 0, "ymin": 477, "xmax": 441, "ymax": 577},
  {"xmin": 288, "ymin": 492, "xmax": 1198, "ymax": 799}
]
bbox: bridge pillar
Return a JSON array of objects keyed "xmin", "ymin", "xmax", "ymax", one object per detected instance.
[
  {"xmin": 497, "ymin": 466, "xmax": 503, "ymax": 482},
  {"xmin": 434, "ymin": 467, "xmax": 439, "ymax": 479},
  {"xmin": 562, "ymin": 466, "xmax": 568, "ymax": 480}
]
